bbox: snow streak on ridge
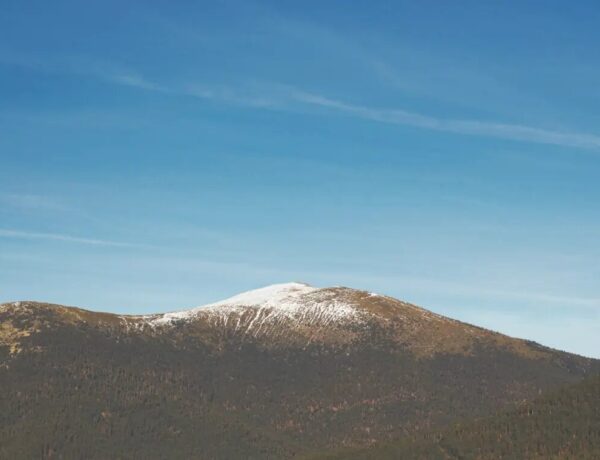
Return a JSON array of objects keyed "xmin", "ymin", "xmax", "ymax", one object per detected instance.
[{"xmin": 147, "ymin": 282, "xmax": 365, "ymax": 329}]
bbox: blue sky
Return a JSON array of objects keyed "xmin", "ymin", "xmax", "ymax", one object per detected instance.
[{"xmin": 1, "ymin": 0, "xmax": 599, "ymax": 357}]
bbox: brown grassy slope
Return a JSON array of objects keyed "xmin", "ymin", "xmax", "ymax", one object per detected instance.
[{"xmin": 0, "ymin": 293, "xmax": 598, "ymax": 459}]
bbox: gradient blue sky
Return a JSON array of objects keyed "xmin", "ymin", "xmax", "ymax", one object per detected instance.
[{"xmin": 1, "ymin": 1, "xmax": 599, "ymax": 357}]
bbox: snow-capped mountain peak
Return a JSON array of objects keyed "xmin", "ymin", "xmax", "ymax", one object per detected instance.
[
  {"xmin": 203, "ymin": 282, "xmax": 317, "ymax": 309},
  {"xmin": 148, "ymin": 282, "xmax": 365, "ymax": 329}
]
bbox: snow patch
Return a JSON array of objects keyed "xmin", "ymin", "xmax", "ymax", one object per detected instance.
[
  {"xmin": 206, "ymin": 282, "xmax": 316, "ymax": 309},
  {"xmin": 147, "ymin": 282, "xmax": 366, "ymax": 331}
]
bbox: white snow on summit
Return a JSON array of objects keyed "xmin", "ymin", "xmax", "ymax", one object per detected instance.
[
  {"xmin": 148, "ymin": 282, "xmax": 366, "ymax": 329},
  {"xmin": 203, "ymin": 282, "xmax": 317, "ymax": 309}
]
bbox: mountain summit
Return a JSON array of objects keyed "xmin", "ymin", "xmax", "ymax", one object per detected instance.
[
  {"xmin": 128, "ymin": 282, "xmax": 553, "ymax": 356},
  {"xmin": 147, "ymin": 282, "xmax": 365, "ymax": 329},
  {"xmin": 1, "ymin": 284, "xmax": 598, "ymax": 459}
]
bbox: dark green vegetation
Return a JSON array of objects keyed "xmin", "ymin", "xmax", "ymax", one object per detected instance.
[
  {"xmin": 0, "ymin": 295, "xmax": 598, "ymax": 459},
  {"xmin": 315, "ymin": 375, "xmax": 600, "ymax": 460}
]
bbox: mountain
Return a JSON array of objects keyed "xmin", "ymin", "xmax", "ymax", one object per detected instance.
[
  {"xmin": 315, "ymin": 374, "xmax": 600, "ymax": 459},
  {"xmin": 1, "ymin": 283, "xmax": 598, "ymax": 459}
]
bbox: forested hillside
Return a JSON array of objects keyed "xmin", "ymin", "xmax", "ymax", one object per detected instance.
[
  {"xmin": 316, "ymin": 375, "xmax": 600, "ymax": 459},
  {"xmin": 1, "ymin": 287, "xmax": 598, "ymax": 459}
]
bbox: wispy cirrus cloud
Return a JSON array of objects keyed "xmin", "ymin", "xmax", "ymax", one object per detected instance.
[
  {"xmin": 289, "ymin": 90, "xmax": 600, "ymax": 150},
  {"xmin": 99, "ymin": 68, "xmax": 600, "ymax": 150},
  {"xmin": 311, "ymin": 271, "xmax": 600, "ymax": 310},
  {"xmin": 183, "ymin": 84, "xmax": 281, "ymax": 108},
  {"xmin": 105, "ymin": 72, "xmax": 166, "ymax": 92},
  {"xmin": 0, "ymin": 193, "xmax": 69, "ymax": 212},
  {"xmin": 0, "ymin": 228, "xmax": 143, "ymax": 248},
  {"xmin": 0, "ymin": 50, "xmax": 166, "ymax": 93},
  {"xmin": 4, "ymin": 48, "xmax": 600, "ymax": 151}
]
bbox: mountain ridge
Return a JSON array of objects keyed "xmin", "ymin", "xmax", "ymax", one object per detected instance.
[
  {"xmin": 1, "ymin": 283, "xmax": 590, "ymax": 360},
  {"xmin": 1, "ymin": 283, "xmax": 598, "ymax": 458}
]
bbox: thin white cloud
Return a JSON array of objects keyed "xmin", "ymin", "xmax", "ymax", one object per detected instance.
[
  {"xmin": 104, "ymin": 70, "xmax": 600, "ymax": 150},
  {"xmin": 106, "ymin": 73, "xmax": 166, "ymax": 92},
  {"xmin": 290, "ymin": 90, "xmax": 600, "ymax": 150},
  {"xmin": 184, "ymin": 84, "xmax": 280, "ymax": 108},
  {"xmin": 0, "ymin": 51, "xmax": 165, "ymax": 94},
  {"xmin": 0, "ymin": 193, "xmax": 68, "ymax": 212},
  {"xmin": 0, "ymin": 229, "xmax": 142, "ymax": 248},
  {"xmin": 4, "ymin": 49, "xmax": 600, "ymax": 150},
  {"xmin": 297, "ymin": 270, "xmax": 600, "ymax": 310}
]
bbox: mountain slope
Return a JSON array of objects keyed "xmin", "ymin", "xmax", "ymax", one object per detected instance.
[
  {"xmin": 314, "ymin": 374, "xmax": 600, "ymax": 459},
  {"xmin": 1, "ymin": 283, "xmax": 598, "ymax": 459}
]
